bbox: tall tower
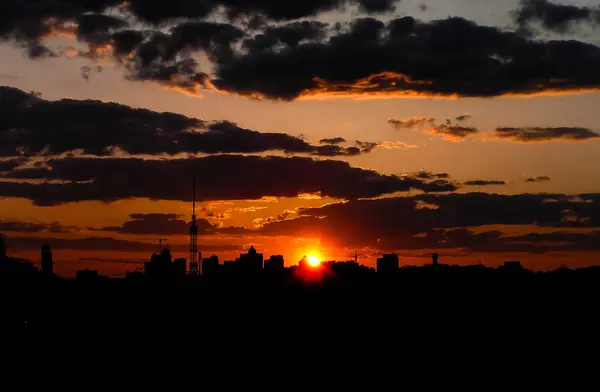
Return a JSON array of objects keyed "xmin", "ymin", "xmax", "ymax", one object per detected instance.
[{"xmin": 189, "ymin": 175, "xmax": 199, "ymax": 274}]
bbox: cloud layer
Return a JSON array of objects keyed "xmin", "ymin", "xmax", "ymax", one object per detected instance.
[
  {"xmin": 0, "ymin": 86, "xmax": 371, "ymax": 157},
  {"xmin": 2, "ymin": 155, "xmax": 458, "ymax": 206},
  {"xmin": 495, "ymin": 127, "xmax": 600, "ymax": 142},
  {"xmin": 2, "ymin": 3, "xmax": 600, "ymax": 100},
  {"xmin": 259, "ymin": 192, "xmax": 600, "ymax": 252}
]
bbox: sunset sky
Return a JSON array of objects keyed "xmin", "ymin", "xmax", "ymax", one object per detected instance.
[{"xmin": 1, "ymin": 0, "xmax": 600, "ymax": 277}]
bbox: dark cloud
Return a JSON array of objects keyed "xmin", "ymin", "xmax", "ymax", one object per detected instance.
[
  {"xmin": 455, "ymin": 114, "xmax": 472, "ymax": 122},
  {"xmin": 1, "ymin": 235, "xmax": 242, "ymax": 253},
  {"xmin": 464, "ymin": 180, "xmax": 506, "ymax": 186},
  {"xmin": 426, "ymin": 124, "xmax": 479, "ymax": 141},
  {"xmin": 0, "ymin": 86, "xmax": 372, "ymax": 157},
  {"xmin": 495, "ymin": 127, "xmax": 600, "ymax": 142},
  {"xmin": 76, "ymin": 13, "xmax": 128, "ymax": 45},
  {"xmin": 388, "ymin": 116, "xmax": 435, "ymax": 129},
  {"xmin": 320, "ymin": 137, "xmax": 347, "ymax": 145},
  {"xmin": 4, "ymin": 4, "xmax": 600, "ymax": 100},
  {"xmin": 128, "ymin": 0, "xmax": 397, "ymax": 24},
  {"xmin": 526, "ymin": 176, "xmax": 551, "ymax": 183},
  {"xmin": 0, "ymin": 158, "xmax": 25, "ymax": 172},
  {"xmin": 213, "ymin": 16, "xmax": 600, "ymax": 100},
  {"xmin": 514, "ymin": 0, "xmax": 600, "ymax": 34},
  {"xmin": 243, "ymin": 21, "xmax": 328, "ymax": 51},
  {"xmin": 97, "ymin": 213, "xmax": 243, "ymax": 236},
  {"xmin": 0, "ymin": 220, "xmax": 73, "ymax": 234},
  {"xmin": 1, "ymin": 155, "xmax": 458, "ymax": 206},
  {"xmin": 411, "ymin": 171, "xmax": 451, "ymax": 180},
  {"xmin": 259, "ymin": 192, "xmax": 600, "ymax": 252}
]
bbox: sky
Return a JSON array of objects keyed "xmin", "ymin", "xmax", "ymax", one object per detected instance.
[{"xmin": 1, "ymin": 0, "xmax": 600, "ymax": 277}]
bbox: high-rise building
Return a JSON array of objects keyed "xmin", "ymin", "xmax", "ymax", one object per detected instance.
[
  {"xmin": 432, "ymin": 253, "xmax": 439, "ymax": 266},
  {"xmin": 202, "ymin": 255, "xmax": 220, "ymax": 276},
  {"xmin": 377, "ymin": 253, "xmax": 399, "ymax": 273},
  {"xmin": 235, "ymin": 245, "xmax": 263, "ymax": 271},
  {"xmin": 173, "ymin": 258, "xmax": 187, "ymax": 279},
  {"xmin": 265, "ymin": 255, "xmax": 284, "ymax": 270},
  {"xmin": 41, "ymin": 244, "xmax": 53, "ymax": 275}
]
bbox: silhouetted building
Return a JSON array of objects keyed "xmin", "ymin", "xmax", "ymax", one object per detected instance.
[
  {"xmin": 0, "ymin": 236, "xmax": 6, "ymax": 260},
  {"xmin": 377, "ymin": 254, "xmax": 399, "ymax": 273},
  {"xmin": 202, "ymin": 255, "xmax": 220, "ymax": 276},
  {"xmin": 265, "ymin": 255, "xmax": 284, "ymax": 270},
  {"xmin": 499, "ymin": 261, "xmax": 526, "ymax": 274},
  {"xmin": 126, "ymin": 271, "xmax": 144, "ymax": 280},
  {"xmin": 41, "ymin": 244, "xmax": 53, "ymax": 275},
  {"xmin": 432, "ymin": 253, "xmax": 439, "ymax": 266},
  {"xmin": 173, "ymin": 258, "xmax": 187, "ymax": 279},
  {"xmin": 235, "ymin": 245, "xmax": 263, "ymax": 272},
  {"xmin": 0, "ymin": 236, "xmax": 6, "ymax": 274},
  {"xmin": 144, "ymin": 247, "xmax": 184, "ymax": 279},
  {"xmin": 77, "ymin": 270, "xmax": 99, "ymax": 281}
]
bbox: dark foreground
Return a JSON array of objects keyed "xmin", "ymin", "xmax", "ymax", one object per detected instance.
[{"xmin": 3, "ymin": 272, "xmax": 600, "ymax": 385}]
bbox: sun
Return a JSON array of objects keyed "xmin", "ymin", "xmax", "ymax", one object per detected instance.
[{"xmin": 307, "ymin": 255, "xmax": 321, "ymax": 268}]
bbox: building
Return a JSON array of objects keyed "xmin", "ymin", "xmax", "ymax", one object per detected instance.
[
  {"xmin": 144, "ymin": 247, "xmax": 185, "ymax": 279},
  {"xmin": 173, "ymin": 258, "xmax": 187, "ymax": 279},
  {"xmin": 41, "ymin": 244, "xmax": 53, "ymax": 275},
  {"xmin": 265, "ymin": 255, "xmax": 284, "ymax": 270},
  {"xmin": 432, "ymin": 253, "xmax": 439, "ymax": 266},
  {"xmin": 76, "ymin": 270, "xmax": 99, "ymax": 281},
  {"xmin": 377, "ymin": 253, "xmax": 399, "ymax": 273},
  {"xmin": 202, "ymin": 255, "xmax": 220, "ymax": 276},
  {"xmin": 235, "ymin": 246, "xmax": 263, "ymax": 272}
]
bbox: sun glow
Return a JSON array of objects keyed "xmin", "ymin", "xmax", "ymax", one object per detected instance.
[{"xmin": 307, "ymin": 255, "xmax": 321, "ymax": 268}]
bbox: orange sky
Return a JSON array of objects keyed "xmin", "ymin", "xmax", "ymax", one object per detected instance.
[{"xmin": 2, "ymin": 0, "xmax": 600, "ymax": 276}]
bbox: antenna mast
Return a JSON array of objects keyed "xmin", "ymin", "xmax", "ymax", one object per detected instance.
[{"xmin": 189, "ymin": 175, "xmax": 199, "ymax": 274}]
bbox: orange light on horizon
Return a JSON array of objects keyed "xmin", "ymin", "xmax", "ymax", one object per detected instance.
[{"xmin": 307, "ymin": 255, "xmax": 321, "ymax": 268}]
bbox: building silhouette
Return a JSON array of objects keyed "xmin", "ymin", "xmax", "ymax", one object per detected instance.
[
  {"xmin": 41, "ymin": 244, "xmax": 53, "ymax": 275},
  {"xmin": 265, "ymin": 255, "xmax": 284, "ymax": 270},
  {"xmin": 235, "ymin": 246, "xmax": 263, "ymax": 272},
  {"xmin": 145, "ymin": 247, "xmax": 185, "ymax": 279},
  {"xmin": 76, "ymin": 269, "xmax": 99, "ymax": 281},
  {"xmin": 202, "ymin": 254, "xmax": 219, "ymax": 276},
  {"xmin": 432, "ymin": 253, "xmax": 439, "ymax": 266},
  {"xmin": 377, "ymin": 253, "xmax": 399, "ymax": 273}
]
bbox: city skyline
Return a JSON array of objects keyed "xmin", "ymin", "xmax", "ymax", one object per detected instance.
[{"xmin": 2, "ymin": 0, "xmax": 600, "ymax": 276}]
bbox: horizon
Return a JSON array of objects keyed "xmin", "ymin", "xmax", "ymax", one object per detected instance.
[{"xmin": 2, "ymin": 0, "xmax": 600, "ymax": 277}]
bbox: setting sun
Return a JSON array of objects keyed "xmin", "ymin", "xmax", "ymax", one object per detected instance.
[{"xmin": 307, "ymin": 255, "xmax": 321, "ymax": 268}]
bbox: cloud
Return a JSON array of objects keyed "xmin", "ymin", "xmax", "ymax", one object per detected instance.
[
  {"xmin": 96, "ymin": 213, "xmax": 246, "ymax": 236},
  {"xmin": 525, "ymin": 176, "xmax": 551, "ymax": 183},
  {"xmin": 513, "ymin": 0, "xmax": 600, "ymax": 34},
  {"xmin": 0, "ymin": 220, "xmax": 73, "ymax": 234},
  {"xmin": 388, "ymin": 116, "xmax": 436, "ymax": 129},
  {"xmin": 1, "ymin": 235, "xmax": 242, "ymax": 253},
  {"xmin": 213, "ymin": 16, "xmax": 600, "ymax": 100},
  {"xmin": 0, "ymin": 158, "xmax": 26, "ymax": 172},
  {"xmin": 426, "ymin": 124, "xmax": 479, "ymax": 141},
  {"xmin": 376, "ymin": 141, "xmax": 418, "ymax": 150},
  {"xmin": 0, "ymin": 86, "xmax": 373, "ymax": 157},
  {"xmin": 320, "ymin": 137, "xmax": 347, "ymax": 145},
  {"xmin": 258, "ymin": 192, "xmax": 600, "ymax": 251},
  {"xmin": 4, "ymin": 5, "xmax": 600, "ymax": 100},
  {"xmin": 495, "ymin": 127, "xmax": 600, "ymax": 142},
  {"xmin": 410, "ymin": 171, "xmax": 451, "ymax": 180},
  {"xmin": 1, "ymin": 155, "xmax": 458, "ymax": 206},
  {"xmin": 455, "ymin": 114, "xmax": 472, "ymax": 122},
  {"xmin": 464, "ymin": 180, "xmax": 506, "ymax": 186}
]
